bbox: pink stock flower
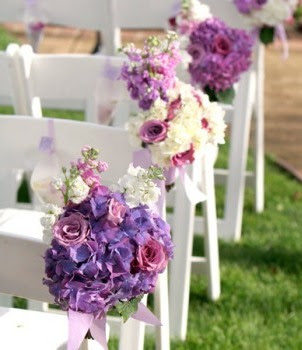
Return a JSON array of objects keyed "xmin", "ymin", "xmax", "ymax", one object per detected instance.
[
  {"xmin": 107, "ymin": 198, "xmax": 127, "ymax": 225},
  {"xmin": 171, "ymin": 144, "xmax": 195, "ymax": 167},
  {"xmin": 97, "ymin": 161, "xmax": 109, "ymax": 173}
]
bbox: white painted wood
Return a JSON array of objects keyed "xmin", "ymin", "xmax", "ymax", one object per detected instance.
[
  {"xmin": 118, "ymin": 295, "xmax": 147, "ymax": 350},
  {"xmin": 201, "ymin": 145, "xmax": 220, "ymax": 300},
  {"xmin": 18, "ymin": 45, "xmax": 127, "ymax": 123},
  {"xmin": 169, "ymin": 162, "xmax": 198, "ymax": 340},
  {"xmin": 0, "ymin": 0, "xmax": 116, "ymax": 54},
  {"xmin": 254, "ymin": 42, "xmax": 265, "ymax": 213},
  {"xmin": 224, "ymin": 72, "xmax": 256, "ymax": 241}
]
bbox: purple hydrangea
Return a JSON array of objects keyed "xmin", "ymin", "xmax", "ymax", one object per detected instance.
[
  {"xmin": 233, "ymin": 0, "xmax": 268, "ymax": 14},
  {"xmin": 188, "ymin": 17, "xmax": 254, "ymax": 93},
  {"xmin": 44, "ymin": 186, "xmax": 173, "ymax": 318},
  {"xmin": 120, "ymin": 34, "xmax": 182, "ymax": 110}
]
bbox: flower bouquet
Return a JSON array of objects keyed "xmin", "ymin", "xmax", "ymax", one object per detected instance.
[
  {"xmin": 120, "ymin": 32, "xmax": 226, "ymax": 173},
  {"xmin": 233, "ymin": 0, "xmax": 298, "ymax": 45},
  {"xmin": 41, "ymin": 146, "xmax": 173, "ymax": 350},
  {"xmin": 170, "ymin": 0, "xmax": 254, "ymax": 104}
]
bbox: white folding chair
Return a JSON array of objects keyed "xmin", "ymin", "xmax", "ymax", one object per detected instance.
[
  {"xmin": 201, "ymin": 0, "xmax": 265, "ymax": 231},
  {"xmin": 0, "ymin": 0, "xmax": 117, "ymax": 54},
  {"xmin": 16, "ymin": 44, "xmax": 127, "ymax": 123},
  {"xmin": 0, "ymin": 44, "xmax": 28, "ymax": 114},
  {"xmin": 0, "ymin": 115, "xmax": 170, "ymax": 350}
]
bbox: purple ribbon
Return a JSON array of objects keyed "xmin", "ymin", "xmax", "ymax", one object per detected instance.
[
  {"xmin": 39, "ymin": 119, "xmax": 55, "ymax": 154},
  {"xmin": 276, "ymin": 24, "xmax": 289, "ymax": 60},
  {"xmin": 67, "ymin": 303, "xmax": 161, "ymax": 350}
]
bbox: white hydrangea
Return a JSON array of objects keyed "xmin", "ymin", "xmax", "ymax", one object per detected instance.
[
  {"xmin": 69, "ymin": 176, "xmax": 90, "ymax": 204},
  {"xmin": 117, "ymin": 164, "xmax": 161, "ymax": 208},
  {"xmin": 245, "ymin": 0, "xmax": 298, "ymax": 27},
  {"xmin": 127, "ymin": 80, "xmax": 226, "ymax": 168},
  {"xmin": 176, "ymin": 0, "xmax": 212, "ymax": 25}
]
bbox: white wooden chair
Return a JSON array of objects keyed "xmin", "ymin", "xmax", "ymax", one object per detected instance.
[
  {"xmin": 200, "ymin": 0, "xmax": 265, "ymax": 234},
  {"xmin": 0, "ymin": 0, "xmax": 117, "ymax": 54},
  {"xmin": 0, "ymin": 115, "xmax": 170, "ymax": 350},
  {"xmin": 16, "ymin": 44, "xmax": 127, "ymax": 123},
  {"xmin": 0, "ymin": 44, "xmax": 28, "ymax": 114}
]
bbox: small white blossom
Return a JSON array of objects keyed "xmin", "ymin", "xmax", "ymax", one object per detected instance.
[
  {"xmin": 69, "ymin": 176, "xmax": 90, "ymax": 204},
  {"xmin": 43, "ymin": 228, "xmax": 53, "ymax": 245},
  {"xmin": 117, "ymin": 164, "xmax": 161, "ymax": 208},
  {"xmin": 40, "ymin": 214, "xmax": 56, "ymax": 229},
  {"xmin": 42, "ymin": 203, "xmax": 62, "ymax": 216},
  {"xmin": 52, "ymin": 177, "xmax": 63, "ymax": 190}
]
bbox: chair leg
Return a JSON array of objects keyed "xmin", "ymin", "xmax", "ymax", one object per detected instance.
[
  {"xmin": 169, "ymin": 164, "xmax": 197, "ymax": 340},
  {"xmin": 254, "ymin": 43, "xmax": 265, "ymax": 214},
  {"xmin": 202, "ymin": 147, "xmax": 220, "ymax": 300},
  {"xmin": 154, "ymin": 270, "xmax": 170, "ymax": 350},
  {"xmin": 224, "ymin": 72, "xmax": 255, "ymax": 241},
  {"xmin": 118, "ymin": 312, "xmax": 146, "ymax": 350}
]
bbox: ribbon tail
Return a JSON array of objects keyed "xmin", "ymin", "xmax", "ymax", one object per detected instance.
[
  {"xmin": 179, "ymin": 167, "xmax": 207, "ymax": 204},
  {"xmin": 90, "ymin": 317, "xmax": 108, "ymax": 350},
  {"xmin": 132, "ymin": 149, "xmax": 152, "ymax": 168},
  {"xmin": 276, "ymin": 24, "xmax": 289, "ymax": 60},
  {"xmin": 132, "ymin": 302, "xmax": 162, "ymax": 326},
  {"xmin": 67, "ymin": 310, "xmax": 93, "ymax": 350}
]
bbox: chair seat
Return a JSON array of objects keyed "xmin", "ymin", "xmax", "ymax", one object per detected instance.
[
  {"xmin": 0, "ymin": 307, "xmax": 68, "ymax": 349},
  {"xmin": 0, "ymin": 208, "xmax": 43, "ymax": 240}
]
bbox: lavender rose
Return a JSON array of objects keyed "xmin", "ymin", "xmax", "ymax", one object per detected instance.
[
  {"xmin": 133, "ymin": 238, "xmax": 168, "ymax": 273},
  {"xmin": 53, "ymin": 213, "xmax": 90, "ymax": 246},
  {"xmin": 171, "ymin": 144, "xmax": 195, "ymax": 167},
  {"xmin": 139, "ymin": 120, "xmax": 168, "ymax": 143},
  {"xmin": 107, "ymin": 198, "xmax": 127, "ymax": 225}
]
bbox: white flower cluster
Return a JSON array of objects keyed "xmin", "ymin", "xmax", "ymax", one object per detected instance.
[
  {"xmin": 176, "ymin": 0, "xmax": 212, "ymax": 26},
  {"xmin": 115, "ymin": 164, "xmax": 161, "ymax": 208},
  {"xmin": 40, "ymin": 203, "xmax": 62, "ymax": 244},
  {"xmin": 69, "ymin": 176, "xmax": 90, "ymax": 204},
  {"xmin": 127, "ymin": 80, "xmax": 226, "ymax": 168},
  {"xmin": 245, "ymin": 0, "xmax": 298, "ymax": 27}
]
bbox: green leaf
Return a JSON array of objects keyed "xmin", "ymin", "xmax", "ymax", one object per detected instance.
[
  {"xmin": 204, "ymin": 86, "xmax": 219, "ymax": 102},
  {"xmin": 260, "ymin": 26, "xmax": 275, "ymax": 45},
  {"xmin": 216, "ymin": 87, "xmax": 235, "ymax": 105},
  {"xmin": 115, "ymin": 295, "xmax": 144, "ymax": 322},
  {"xmin": 147, "ymin": 166, "xmax": 165, "ymax": 181}
]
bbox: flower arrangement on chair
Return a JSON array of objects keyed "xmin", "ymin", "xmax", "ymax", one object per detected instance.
[
  {"xmin": 233, "ymin": 0, "xmax": 298, "ymax": 46},
  {"xmin": 41, "ymin": 146, "xmax": 173, "ymax": 350},
  {"xmin": 120, "ymin": 32, "xmax": 226, "ymax": 181},
  {"xmin": 169, "ymin": 0, "xmax": 254, "ymax": 104}
]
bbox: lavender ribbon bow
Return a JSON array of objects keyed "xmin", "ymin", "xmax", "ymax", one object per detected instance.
[
  {"xmin": 67, "ymin": 303, "xmax": 161, "ymax": 350},
  {"xmin": 133, "ymin": 149, "xmax": 206, "ymax": 207}
]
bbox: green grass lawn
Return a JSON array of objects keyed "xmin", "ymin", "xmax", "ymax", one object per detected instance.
[{"xmin": 1, "ymin": 27, "xmax": 302, "ymax": 349}]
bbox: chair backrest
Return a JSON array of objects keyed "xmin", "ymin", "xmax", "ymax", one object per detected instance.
[
  {"xmin": 18, "ymin": 45, "xmax": 127, "ymax": 123},
  {"xmin": 0, "ymin": 115, "xmax": 133, "ymax": 302},
  {"xmin": 0, "ymin": 44, "xmax": 27, "ymax": 114},
  {"xmin": 0, "ymin": 0, "xmax": 116, "ymax": 54},
  {"xmin": 201, "ymin": 0, "xmax": 248, "ymax": 29},
  {"xmin": 114, "ymin": 0, "xmax": 177, "ymax": 29}
]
